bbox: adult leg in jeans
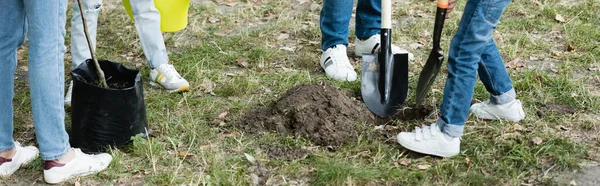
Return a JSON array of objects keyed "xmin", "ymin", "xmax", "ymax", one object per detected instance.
[
  {"xmin": 0, "ymin": 0, "xmax": 27, "ymax": 154},
  {"xmin": 396, "ymin": 0, "xmax": 515, "ymax": 158},
  {"xmin": 24, "ymin": 0, "xmax": 71, "ymax": 160},
  {"xmin": 355, "ymin": 0, "xmax": 380, "ymax": 40},
  {"xmin": 320, "ymin": 0, "xmax": 353, "ymax": 51}
]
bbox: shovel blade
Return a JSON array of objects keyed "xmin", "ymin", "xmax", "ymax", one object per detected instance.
[
  {"xmin": 361, "ymin": 53, "xmax": 409, "ymax": 117},
  {"xmin": 415, "ymin": 49, "xmax": 444, "ymax": 106}
]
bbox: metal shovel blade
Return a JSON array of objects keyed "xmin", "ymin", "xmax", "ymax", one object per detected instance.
[
  {"xmin": 415, "ymin": 5, "xmax": 447, "ymax": 107},
  {"xmin": 361, "ymin": 52, "xmax": 409, "ymax": 117},
  {"xmin": 415, "ymin": 50, "xmax": 443, "ymax": 106}
]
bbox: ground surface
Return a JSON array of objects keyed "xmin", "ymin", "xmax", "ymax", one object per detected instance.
[{"xmin": 1, "ymin": 0, "xmax": 599, "ymax": 185}]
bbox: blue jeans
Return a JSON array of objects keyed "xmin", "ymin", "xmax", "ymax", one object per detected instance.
[
  {"xmin": 437, "ymin": 0, "xmax": 515, "ymax": 137},
  {"xmin": 71, "ymin": 0, "xmax": 168, "ymax": 69},
  {"xmin": 0, "ymin": 0, "xmax": 71, "ymax": 160},
  {"xmin": 320, "ymin": 0, "xmax": 381, "ymax": 50}
]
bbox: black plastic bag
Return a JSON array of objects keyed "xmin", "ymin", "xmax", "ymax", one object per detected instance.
[{"xmin": 70, "ymin": 59, "xmax": 148, "ymax": 153}]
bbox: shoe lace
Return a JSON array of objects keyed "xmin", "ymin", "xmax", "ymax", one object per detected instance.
[{"xmin": 160, "ymin": 65, "xmax": 182, "ymax": 80}]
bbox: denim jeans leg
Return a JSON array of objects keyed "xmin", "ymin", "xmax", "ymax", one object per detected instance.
[
  {"xmin": 477, "ymin": 39, "xmax": 516, "ymax": 104},
  {"xmin": 320, "ymin": 0, "xmax": 353, "ymax": 51},
  {"xmin": 437, "ymin": 0, "xmax": 512, "ymax": 137},
  {"xmin": 70, "ymin": 0, "xmax": 103, "ymax": 69},
  {"xmin": 355, "ymin": 0, "xmax": 380, "ymax": 40},
  {"xmin": 24, "ymin": 0, "xmax": 71, "ymax": 160},
  {"xmin": 129, "ymin": 0, "xmax": 169, "ymax": 68},
  {"xmin": 0, "ymin": 0, "xmax": 26, "ymax": 152}
]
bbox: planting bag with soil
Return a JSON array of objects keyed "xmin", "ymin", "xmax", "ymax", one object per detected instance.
[{"xmin": 70, "ymin": 59, "xmax": 148, "ymax": 153}]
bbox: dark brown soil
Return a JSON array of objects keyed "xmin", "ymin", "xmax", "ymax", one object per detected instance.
[
  {"xmin": 536, "ymin": 103, "xmax": 577, "ymax": 118},
  {"xmin": 239, "ymin": 81, "xmax": 372, "ymax": 146},
  {"xmin": 375, "ymin": 105, "xmax": 436, "ymax": 123}
]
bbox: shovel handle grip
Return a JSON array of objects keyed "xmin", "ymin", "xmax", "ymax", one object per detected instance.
[
  {"xmin": 382, "ymin": 0, "xmax": 392, "ymax": 29},
  {"xmin": 437, "ymin": 0, "xmax": 449, "ymax": 8}
]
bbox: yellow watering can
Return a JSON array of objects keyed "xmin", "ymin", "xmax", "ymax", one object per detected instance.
[{"xmin": 122, "ymin": 0, "xmax": 190, "ymax": 32}]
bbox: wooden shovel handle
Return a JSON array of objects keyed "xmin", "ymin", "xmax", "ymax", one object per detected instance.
[
  {"xmin": 382, "ymin": 0, "xmax": 392, "ymax": 29},
  {"xmin": 437, "ymin": 0, "xmax": 449, "ymax": 8}
]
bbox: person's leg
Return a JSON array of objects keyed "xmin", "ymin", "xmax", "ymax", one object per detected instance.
[
  {"xmin": 24, "ymin": 0, "xmax": 70, "ymax": 161},
  {"xmin": 128, "ymin": 0, "xmax": 189, "ymax": 92},
  {"xmin": 437, "ymin": 0, "xmax": 512, "ymax": 138},
  {"xmin": 319, "ymin": 0, "xmax": 357, "ymax": 81},
  {"xmin": 320, "ymin": 0, "xmax": 353, "ymax": 51},
  {"xmin": 0, "ymin": 0, "xmax": 27, "ymax": 156},
  {"xmin": 22, "ymin": 0, "xmax": 112, "ymax": 183},
  {"xmin": 397, "ymin": 0, "xmax": 513, "ymax": 158},
  {"xmin": 128, "ymin": 0, "xmax": 167, "ymax": 68},
  {"xmin": 355, "ymin": 0, "xmax": 380, "ymax": 40},
  {"xmin": 353, "ymin": 0, "xmax": 414, "ymax": 59},
  {"xmin": 70, "ymin": 0, "xmax": 102, "ymax": 68},
  {"xmin": 470, "ymin": 39, "xmax": 525, "ymax": 121},
  {"xmin": 65, "ymin": 0, "xmax": 103, "ymax": 107}
]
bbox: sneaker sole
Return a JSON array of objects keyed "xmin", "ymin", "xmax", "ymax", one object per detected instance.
[
  {"xmin": 397, "ymin": 137, "xmax": 458, "ymax": 158},
  {"xmin": 0, "ymin": 153, "xmax": 39, "ymax": 177},
  {"xmin": 44, "ymin": 164, "xmax": 109, "ymax": 184},
  {"xmin": 149, "ymin": 81, "xmax": 190, "ymax": 93}
]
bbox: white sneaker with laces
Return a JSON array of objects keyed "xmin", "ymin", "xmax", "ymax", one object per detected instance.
[
  {"xmin": 320, "ymin": 44, "xmax": 357, "ymax": 81},
  {"xmin": 397, "ymin": 123, "xmax": 460, "ymax": 158},
  {"xmin": 470, "ymin": 99, "xmax": 525, "ymax": 122},
  {"xmin": 0, "ymin": 142, "xmax": 39, "ymax": 177},
  {"xmin": 64, "ymin": 81, "xmax": 73, "ymax": 108},
  {"xmin": 354, "ymin": 34, "xmax": 414, "ymax": 60},
  {"xmin": 150, "ymin": 64, "xmax": 190, "ymax": 93},
  {"xmin": 43, "ymin": 148, "xmax": 112, "ymax": 184}
]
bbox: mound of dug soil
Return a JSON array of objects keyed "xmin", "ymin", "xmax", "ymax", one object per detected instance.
[{"xmin": 240, "ymin": 81, "xmax": 371, "ymax": 146}]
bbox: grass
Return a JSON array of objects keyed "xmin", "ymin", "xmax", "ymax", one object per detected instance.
[{"xmin": 2, "ymin": 0, "xmax": 599, "ymax": 185}]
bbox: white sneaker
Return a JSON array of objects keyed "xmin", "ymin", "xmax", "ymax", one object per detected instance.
[
  {"xmin": 397, "ymin": 123, "xmax": 460, "ymax": 158},
  {"xmin": 43, "ymin": 148, "xmax": 112, "ymax": 184},
  {"xmin": 320, "ymin": 44, "xmax": 357, "ymax": 81},
  {"xmin": 0, "ymin": 142, "xmax": 39, "ymax": 177},
  {"xmin": 64, "ymin": 81, "xmax": 73, "ymax": 108},
  {"xmin": 470, "ymin": 99, "xmax": 525, "ymax": 122},
  {"xmin": 354, "ymin": 34, "xmax": 414, "ymax": 60},
  {"xmin": 150, "ymin": 64, "xmax": 190, "ymax": 93}
]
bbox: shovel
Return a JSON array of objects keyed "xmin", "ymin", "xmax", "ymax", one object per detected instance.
[
  {"xmin": 415, "ymin": 0, "xmax": 448, "ymax": 107},
  {"xmin": 361, "ymin": 0, "xmax": 410, "ymax": 117}
]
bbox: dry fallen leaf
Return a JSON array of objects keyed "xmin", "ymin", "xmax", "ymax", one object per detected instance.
[
  {"xmin": 237, "ymin": 58, "xmax": 249, "ymax": 68},
  {"xmin": 419, "ymin": 38, "xmax": 429, "ymax": 45},
  {"xmin": 409, "ymin": 43, "xmax": 423, "ymax": 50},
  {"xmin": 385, "ymin": 125, "xmax": 399, "ymax": 130},
  {"xmin": 359, "ymin": 151, "xmax": 369, "ymax": 157},
  {"xmin": 513, "ymin": 124, "xmax": 527, "ymax": 132},
  {"xmin": 565, "ymin": 44, "xmax": 575, "ymax": 52},
  {"xmin": 555, "ymin": 14, "xmax": 566, "ymax": 22},
  {"xmin": 218, "ymin": 111, "xmax": 229, "ymax": 119},
  {"xmin": 465, "ymin": 158, "xmax": 472, "ymax": 166},
  {"xmin": 208, "ymin": 17, "xmax": 220, "ymax": 23},
  {"xmin": 220, "ymin": 131, "xmax": 240, "ymax": 137},
  {"xmin": 244, "ymin": 153, "xmax": 257, "ymax": 165},
  {"xmin": 570, "ymin": 180, "xmax": 577, "ymax": 185},
  {"xmin": 531, "ymin": 137, "xmax": 543, "ymax": 145},
  {"xmin": 399, "ymin": 159, "xmax": 412, "ymax": 166},
  {"xmin": 589, "ymin": 67, "xmax": 599, "ymax": 71},
  {"xmin": 557, "ymin": 125, "xmax": 570, "ymax": 131},
  {"xmin": 417, "ymin": 164, "xmax": 431, "ymax": 170},
  {"xmin": 277, "ymin": 33, "xmax": 290, "ymax": 40},
  {"xmin": 177, "ymin": 151, "xmax": 195, "ymax": 159},
  {"xmin": 552, "ymin": 51, "xmax": 563, "ymax": 57},
  {"xmin": 200, "ymin": 79, "xmax": 216, "ymax": 93},
  {"xmin": 506, "ymin": 58, "xmax": 524, "ymax": 69}
]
